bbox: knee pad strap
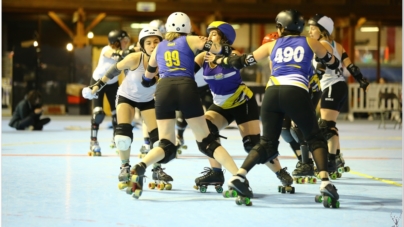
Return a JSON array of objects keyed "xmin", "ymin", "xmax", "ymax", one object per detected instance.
[
  {"xmin": 197, "ymin": 133, "xmax": 221, "ymax": 158},
  {"xmin": 206, "ymin": 119, "xmax": 219, "ymax": 134},
  {"xmin": 176, "ymin": 116, "xmax": 187, "ymax": 129},
  {"xmin": 242, "ymin": 134, "xmax": 260, "ymax": 153},
  {"xmin": 157, "ymin": 139, "xmax": 178, "ymax": 164},
  {"xmin": 148, "ymin": 128, "xmax": 159, "ymax": 147}
]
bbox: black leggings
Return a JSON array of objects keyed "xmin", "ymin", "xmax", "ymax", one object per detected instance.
[{"xmin": 91, "ymin": 78, "xmax": 118, "ymax": 111}]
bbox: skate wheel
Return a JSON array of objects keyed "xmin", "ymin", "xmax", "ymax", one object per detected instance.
[
  {"xmin": 309, "ymin": 177, "xmax": 317, "ymax": 184},
  {"xmin": 281, "ymin": 187, "xmax": 286, "ymax": 194},
  {"xmin": 118, "ymin": 182, "xmax": 128, "ymax": 190},
  {"xmin": 133, "ymin": 189, "xmax": 142, "ymax": 199},
  {"xmin": 96, "ymin": 152, "xmax": 102, "ymax": 156},
  {"xmin": 199, "ymin": 186, "xmax": 207, "ymax": 193},
  {"xmin": 337, "ymin": 173, "xmax": 342, "ymax": 178},
  {"xmin": 290, "ymin": 187, "xmax": 295, "ymax": 194},
  {"xmin": 165, "ymin": 183, "xmax": 172, "ymax": 190},
  {"xmin": 182, "ymin": 145, "xmax": 188, "ymax": 149},
  {"xmin": 126, "ymin": 186, "xmax": 133, "ymax": 195},
  {"xmin": 193, "ymin": 185, "xmax": 199, "ymax": 190},
  {"xmin": 177, "ymin": 149, "xmax": 182, "ymax": 155},
  {"xmin": 88, "ymin": 151, "xmax": 95, "ymax": 156},
  {"xmin": 332, "ymin": 200, "xmax": 340, "ymax": 208},
  {"xmin": 215, "ymin": 185, "xmax": 223, "ymax": 193},
  {"xmin": 330, "ymin": 173, "xmax": 337, "ymax": 180},
  {"xmin": 314, "ymin": 195, "xmax": 322, "ymax": 203},
  {"xmin": 223, "ymin": 190, "xmax": 237, "ymax": 198},
  {"xmin": 345, "ymin": 166, "xmax": 350, "ymax": 172},
  {"xmin": 149, "ymin": 182, "xmax": 156, "ymax": 189},
  {"xmin": 157, "ymin": 183, "xmax": 165, "ymax": 190},
  {"xmin": 278, "ymin": 186, "xmax": 282, "ymax": 193},
  {"xmin": 131, "ymin": 175, "xmax": 140, "ymax": 182},
  {"xmin": 116, "ymin": 150, "xmax": 120, "ymax": 155},
  {"xmin": 322, "ymin": 196, "xmax": 332, "ymax": 208}
]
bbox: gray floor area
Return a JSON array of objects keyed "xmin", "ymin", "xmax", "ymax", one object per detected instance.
[{"xmin": 1, "ymin": 115, "xmax": 403, "ymax": 227}]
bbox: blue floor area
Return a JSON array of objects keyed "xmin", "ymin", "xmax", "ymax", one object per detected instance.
[{"xmin": 1, "ymin": 116, "xmax": 403, "ymax": 227}]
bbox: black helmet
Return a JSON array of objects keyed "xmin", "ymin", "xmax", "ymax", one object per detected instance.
[
  {"xmin": 108, "ymin": 30, "xmax": 129, "ymax": 44},
  {"xmin": 275, "ymin": 9, "xmax": 305, "ymax": 33},
  {"xmin": 308, "ymin": 14, "xmax": 334, "ymax": 35}
]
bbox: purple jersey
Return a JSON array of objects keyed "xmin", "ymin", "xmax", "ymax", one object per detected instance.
[
  {"xmin": 269, "ymin": 36, "xmax": 314, "ymax": 90},
  {"xmin": 155, "ymin": 36, "xmax": 195, "ymax": 79}
]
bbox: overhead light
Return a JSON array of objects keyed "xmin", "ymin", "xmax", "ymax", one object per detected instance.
[
  {"xmin": 87, "ymin": 32, "xmax": 94, "ymax": 39},
  {"xmin": 66, "ymin": 43, "xmax": 74, "ymax": 51},
  {"xmin": 232, "ymin": 24, "xmax": 240, "ymax": 29},
  {"xmin": 33, "ymin": 41, "xmax": 38, "ymax": 47},
  {"xmin": 130, "ymin": 23, "xmax": 149, "ymax": 29},
  {"xmin": 360, "ymin": 27, "xmax": 379, "ymax": 32}
]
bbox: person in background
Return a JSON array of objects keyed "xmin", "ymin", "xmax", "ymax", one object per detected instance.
[{"xmin": 9, "ymin": 90, "xmax": 50, "ymax": 130}]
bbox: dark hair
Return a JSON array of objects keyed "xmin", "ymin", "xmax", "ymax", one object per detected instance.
[{"xmin": 26, "ymin": 90, "xmax": 41, "ymax": 106}]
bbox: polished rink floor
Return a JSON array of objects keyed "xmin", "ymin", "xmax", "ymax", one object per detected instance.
[{"xmin": 1, "ymin": 116, "xmax": 402, "ymax": 227}]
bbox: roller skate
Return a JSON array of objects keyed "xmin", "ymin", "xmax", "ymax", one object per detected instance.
[
  {"xmin": 88, "ymin": 140, "xmax": 101, "ymax": 156},
  {"xmin": 118, "ymin": 164, "xmax": 131, "ymax": 190},
  {"xmin": 127, "ymin": 163, "xmax": 146, "ymax": 199},
  {"xmin": 327, "ymin": 158, "xmax": 340, "ymax": 180},
  {"xmin": 315, "ymin": 182, "xmax": 340, "ymax": 208},
  {"xmin": 292, "ymin": 160, "xmax": 317, "ymax": 184},
  {"xmin": 226, "ymin": 174, "xmax": 253, "ymax": 206},
  {"xmin": 276, "ymin": 167, "xmax": 295, "ymax": 194},
  {"xmin": 138, "ymin": 144, "xmax": 150, "ymax": 159},
  {"xmin": 193, "ymin": 167, "xmax": 225, "ymax": 193},
  {"xmin": 336, "ymin": 153, "xmax": 350, "ymax": 175},
  {"xmin": 176, "ymin": 135, "xmax": 187, "ymax": 155},
  {"xmin": 148, "ymin": 166, "xmax": 173, "ymax": 190}
]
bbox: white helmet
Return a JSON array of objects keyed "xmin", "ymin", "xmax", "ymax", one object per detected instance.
[
  {"xmin": 138, "ymin": 26, "xmax": 163, "ymax": 52},
  {"xmin": 150, "ymin": 19, "xmax": 166, "ymax": 34},
  {"xmin": 165, "ymin": 12, "xmax": 191, "ymax": 34},
  {"xmin": 308, "ymin": 14, "xmax": 334, "ymax": 35}
]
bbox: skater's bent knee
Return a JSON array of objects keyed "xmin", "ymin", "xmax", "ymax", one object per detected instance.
[
  {"xmin": 306, "ymin": 131, "xmax": 327, "ymax": 152},
  {"xmin": 243, "ymin": 134, "xmax": 260, "ymax": 153},
  {"xmin": 157, "ymin": 139, "xmax": 177, "ymax": 164},
  {"xmin": 290, "ymin": 125, "xmax": 304, "ymax": 143},
  {"xmin": 197, "ymin": 133, "xmax": 221, "ymax": 158},
  {"xmin": 115, "ymin": 123, "xmax": 134, "ymax": 150},
  {"xmin": 92, "ymin": 107, "xmax": 105, "ymax": 125},
  {"xmin": 253, "ymin": 139, "xmax": 279, "ymax": 164},
  {"xmin": 318, "ymin": 119, "xmax": 338, "ymax": 140},
  {"xmin": 115, "ymin": 135, "xmax": 132, "ymax": 150}
]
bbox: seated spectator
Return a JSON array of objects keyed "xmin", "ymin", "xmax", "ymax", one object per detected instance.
[{"xmin": 9, "ymin": 90, "xmax": 50, "ymax": 130}]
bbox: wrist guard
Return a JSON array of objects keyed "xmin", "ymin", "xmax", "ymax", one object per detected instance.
[
  {"xmin": 141, "ymin": 75, "xmax": 157, "ymax": 87},
  {"xmin": 89, "ymin": 79, "xmax": 106, "ymax": 95},
  {"xmin": 111, "ymin": 50, "xmax": 123, "ymax": 61}
]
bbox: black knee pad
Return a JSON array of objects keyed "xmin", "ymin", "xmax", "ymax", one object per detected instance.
[
  {"xmin": 290, "ymin": 125, "xmax": 304, "ymax": 144},
  {"xmin": 176, "ymin": 116, "xmax": 187, "ymax": 129},
  {"xmin": 242, "ymin": 134, "xmax": 260, "ymax": 153},
  {"xmin": 306, "ymin": 131, "xmax": 328, "ymax": 153},
  {"xmin": 197, "ymin": 133, "xmax": 221, "ymax": 158},
  {"xmin": 206, "ymin": 119, "xmax": 219, "ymax": 134},
  {"xmin": 318, "ymin": 119, "xmax": 339, "ymax": 140},
  {"xmin": 281, "ymin": 127, "xmax": 294, "ymax": 143},
  {"xmin": 114, "ymin": 123, "xmax": 134, "ymax": 141},
  {"xmin": 252, "ymin": 139, "xmax": 279, "ymax": 164},
  {"xmin": 148, "ymin": 128, "xmax": 159, "ymax": 148},
  {"xmin": 157, "ymin": 139, "xmax": 178, "ymax": 164},
  {"xmin": 92, "ymin": 107, "xmax": 105, "ymax": 125}
]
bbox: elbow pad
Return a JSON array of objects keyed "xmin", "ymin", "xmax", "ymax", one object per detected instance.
[
  {"xmin": 141, "ymin": 75, "xmax": 157, "ymax": 87},
  {"xmin": 347, "ymin": 64, "xmax": 369, "ymax": 89},
  {"xmin": 105, "ymin": 64, "xmax": 122, "ymax": 79},
  {"xmin": 326, "ymin": 57, "xmax": 340, "ymax": 70},
  {"xmin": 202, "ymin": 40, "xmax": 214, "ymax": 52}
]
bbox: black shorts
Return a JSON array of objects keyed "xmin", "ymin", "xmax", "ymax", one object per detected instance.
[
  {"xmin": 155, "ymin": 76, "xmax": 204, "ymax": 120},
  {"xmin": 208, "ymin": 97, "xmax": 259, "ymax": 125},
  {"xmin": 198, "ymin": 84, "xmax": 213, "ymax": 109},
  {"xmin": 320, "ymin": 81, "xmax": 348, "ymax": 111},
  {"xmin": 117, "ymin": 95, "xmax": 155, "ymax": 111}
]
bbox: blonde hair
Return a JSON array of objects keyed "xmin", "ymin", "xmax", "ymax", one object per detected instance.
[{"xmin": 165, "ymin": 32, "xmax": 185, "ymax": 41}]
